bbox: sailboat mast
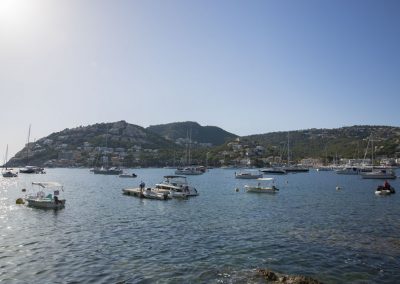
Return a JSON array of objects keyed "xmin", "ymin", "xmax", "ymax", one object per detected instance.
[
  {"xmin": 371, "ymin": 136, "xmax": 374, "ymax": 167},
  {"xmin": 287, "ymin": 132, "xmax": 290, "ymax": 165},
  {"xmin": 5, "ymin": 144, "xmax": 8, "ymax": 170},
  {"xmin": 189, "ymin": 129, "xmax": 192, "ymax": 166},
  {"xmin": 26, "ymin": 124, "xmax": 31, "ymax": 165}
]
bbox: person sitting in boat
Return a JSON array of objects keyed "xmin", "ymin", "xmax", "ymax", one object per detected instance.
[
  {"xmin": 384, "ymin": 180, "xmax": 390, "ymax": 189},
  {"xmin": 54, "ymin": 196, "xmax": 61, "ymax": 204}
]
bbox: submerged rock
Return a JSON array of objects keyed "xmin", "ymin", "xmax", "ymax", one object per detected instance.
[{"xmin": 257, "ymin": 269, "xmax": 322, "ymax": 284}]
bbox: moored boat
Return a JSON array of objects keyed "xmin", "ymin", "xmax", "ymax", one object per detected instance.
[
  {"xmin": 361, "ymin": 169, "xmax": 396, "ymax": 179},
  {"xmin": 175, "ymin": 167, "xmax": 203, "ymax": 175},
  {"xmin": 142, "ymin": 188, "xmax": 170, "ymax": 200},
  {"xmin": 154, "ymin": 175, "xmax": 198, "ymax": 197},
  {"xmin": 235, "ymin": 171, "xmax": 263, "ymax": 179},
  {"xmin": 245, "ymin": 178, "xmax": 279, "ymax": 193},
  {"xmin": 260, "ymin": 167, "xmax": 286, "ymax": 175},
  {"xmin": 93, "ymin": 166, "xmax": 123, "ymax": 175},
  {"xmin": 25, "ymin": 182, "xmax": 66, "ymax": 209},
  {"xmin": 119, "ymin": 172, "xmax": 137, "ymax": 178}
]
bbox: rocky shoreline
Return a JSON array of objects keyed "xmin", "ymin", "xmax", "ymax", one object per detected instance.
[{"xmin": 256, "ymin": 269, "xmax": 322, "ymax": 283}]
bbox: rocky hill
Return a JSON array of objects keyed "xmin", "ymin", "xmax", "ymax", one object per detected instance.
[
  {"xmin": 8, "ymin": 120, "xmax": 237, "ymax": 167},
  {"xmin": 146, "ymin": 121, "xmax": 238, "ymax": 146},
  {"xmin": 7, "ymin": 123, "xmax": 400, "ymax": 168}
]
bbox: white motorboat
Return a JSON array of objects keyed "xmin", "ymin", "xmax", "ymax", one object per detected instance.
[
  {"xmin": 142, "ymin": 188, "xmax": 170, "ymax": 200},
  {"xmin": 119, "ymin": 172, "xmax": 137, "ymax": 178},
  {"xmin": 175, "ymin": 167, "xmax": 203, "ymax": 175},
  {"xmin": 245, "ymin": 178, "xmax": 279, "ymax": 193},
  {"xmin": 361, "ymin": 169, "xmax": 396, "ymax": 179},
  {"xmin": 235, "ymin": 171, "xmax": 263, "ymax": 179},
  {"xmin": 154, "ymin": 175, "xmax": 199, "ymax": 197},
  {"xmin": 25, "ymin": 182, "xmax": 66, "ymax": 209}
]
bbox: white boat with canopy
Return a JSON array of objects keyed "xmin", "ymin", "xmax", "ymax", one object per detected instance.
[
  {"xmin": 25, "ymin": 182, "xmax": 66, "ymax": 209},
  {"xmin": 244, "ymin": 178, "xmax": 279, "ymax": 193},
  {"xmin": 154, "ymin": 175, "xmax": 199, "ymax": 197}
]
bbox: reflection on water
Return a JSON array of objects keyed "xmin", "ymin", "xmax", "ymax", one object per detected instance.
[{"xmin": 0, "ymin": 168, "xmax": 399, "ymax": 283}]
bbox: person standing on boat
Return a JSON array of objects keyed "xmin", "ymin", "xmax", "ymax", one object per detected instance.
[{"xmin": 384, "ymin": 180, "xmax": 390, "ymax": 189}]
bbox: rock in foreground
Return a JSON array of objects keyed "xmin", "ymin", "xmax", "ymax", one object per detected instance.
[{"xmin": 257, "ymin": 269, "xmax": 322, "ymax": 284}]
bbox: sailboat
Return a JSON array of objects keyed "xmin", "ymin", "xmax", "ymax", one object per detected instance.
[
  {"xmin": 19, "ymin": 125, "xmax": 45, "ymax": 174},
  {"xmin": 2, "ymin": 145, "xmax": 18, "ymax": 177},
  {"xmin": 175, "ymin": 130, "xmax": 203, "ymax": 175},
  {"xmin": 93, "ymin": 129, "xmax": 122, "ymax": 175},
  {"xmin": 360, "ymin": 136, "xmax": 396, "ymax": 179},
  {"xmin": 282, "ymin": 132, "xmax": 309, "ymax": 173}
]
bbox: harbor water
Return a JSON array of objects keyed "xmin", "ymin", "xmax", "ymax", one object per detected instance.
[{"xmin": 1, "ymin": 168, "xmax": 399, "ymax": 283}]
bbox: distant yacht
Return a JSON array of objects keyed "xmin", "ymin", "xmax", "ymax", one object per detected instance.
[{"xmin": 361, "ymin": 169, "xmax": 396, "ymax": 179}]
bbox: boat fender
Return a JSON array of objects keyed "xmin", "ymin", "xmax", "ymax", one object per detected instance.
[{"xmin": 16, "ymin": 198, "xmax": 25, "ymax": 205}]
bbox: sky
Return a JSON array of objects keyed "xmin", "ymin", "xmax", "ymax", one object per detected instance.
[{"xmin": 0, "ymin": 0, "xmax": 399, "ymax": 158}]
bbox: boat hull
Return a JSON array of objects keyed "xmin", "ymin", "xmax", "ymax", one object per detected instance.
[
  {"xmin": 245, "ymin": 186, "xmax": 278, "ymax": 193},
  {"xmin": 26, "ymin": 198, "xmax": 66, "ymax": 209},
  {"xmin": 93, "ymin": 169, "xmax": 122, "ymax": 175}
]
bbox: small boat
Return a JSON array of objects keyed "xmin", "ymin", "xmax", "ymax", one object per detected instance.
[
  {"xmin": 19, "ymin": 166, "xmax": 45, "ymax": 174},
  {"xmin": 2, "ymin": 170, "xmax": 18, "ymax": 177},
  {"xmin": 375, "ymin": 185, "xmax": 396, "ymax": 195},
  {"xmin": 361, "ymin": 169, "xmax": 396, "ymax": 179},
  {"xmin": 119, "ymin": 173, "xmax": 137, "ymax": 178},
  {"xmin": 235, "ymin": 171, "xmax": 263, "ymax": 179},
  {"xmin": 245, "ymin": 178, "xmax": 279, "ymax": 193},
  {"xmin": 175, "ymin": 167, "xmax": 203, "ymax": 175},
  {"xmin": 25, "ymin": 182, "xmax": 66, "ymax": 209},
  {"xmin": 142, "ymin": 188, "xmax": 170, "ymax": 200}
]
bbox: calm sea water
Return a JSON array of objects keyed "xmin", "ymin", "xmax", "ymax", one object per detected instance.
[{"xmin": 1, "ymin": 168, "xmax": 399, "ymax": 283}]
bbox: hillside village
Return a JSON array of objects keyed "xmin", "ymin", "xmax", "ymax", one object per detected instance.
[{"xmin": 7, "ymin": 122, "xmax": 400, "ymax": 168}]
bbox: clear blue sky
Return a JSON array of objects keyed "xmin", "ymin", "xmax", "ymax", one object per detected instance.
[{"xmin": 1, "ymin": 0, "xmax": 399, "ymax": 157}]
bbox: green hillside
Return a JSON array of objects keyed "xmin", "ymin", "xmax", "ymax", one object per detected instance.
[{"xmin": 146, "ymin": 121, "xmax": 238, "ymax": 146}]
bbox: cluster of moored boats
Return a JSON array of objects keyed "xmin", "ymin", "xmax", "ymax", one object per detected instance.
[{"xmin": 8, "ymin": 163, "xmax": 398, "ymax": 210}]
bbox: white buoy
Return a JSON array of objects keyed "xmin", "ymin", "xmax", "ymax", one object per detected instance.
[{"xmin": 336, "ymin": 186, "xmax": 342, "ymax": 190}]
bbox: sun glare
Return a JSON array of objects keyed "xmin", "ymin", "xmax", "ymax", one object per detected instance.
[{"xmin": 0, "ymin": 0, "xmax": 34, "ymax": 33}]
